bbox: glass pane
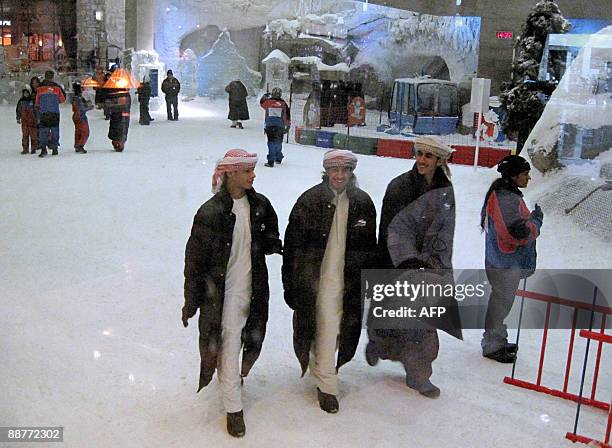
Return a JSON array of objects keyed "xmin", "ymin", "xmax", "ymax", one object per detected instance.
[
  {"xmin": 417, "ymin": 84, "xmax": 436, "ymax": 115},
  {"xmin": 437, "ymin": 85, "xmax": 458, "ymax": 116}
]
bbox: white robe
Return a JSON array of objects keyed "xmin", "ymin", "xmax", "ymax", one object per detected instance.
[
  {"xmin": 218, "ymin": 195, "xmax": 252, "ymax": 413},
  {"xmin": 310, "ymin": 189, "xmax": 349, "ymax": 395}
]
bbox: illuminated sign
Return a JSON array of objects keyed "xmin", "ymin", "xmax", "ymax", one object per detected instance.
[
  {"xmin": 496, "ymin": 31, "xmax": 513, "ymax": 39},
  {"xmin": 1, "ymin": 20, "xmax": 11, "ymax": 26}
]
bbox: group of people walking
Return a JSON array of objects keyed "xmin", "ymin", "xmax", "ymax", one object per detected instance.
[
  {"xmin": 16, "ymin": 70, "xmax": 66, "ymax": 157},
  {"xmin": 16, "ymin": 67, "xmax": 185, "ymax": 156},
  {"xmin": 182, "ymin": 138, "xmax": 543, "ymax": 437},
  {"xmin": 16, "ymin": 68, "xmax": 131, "ymax": 155}
]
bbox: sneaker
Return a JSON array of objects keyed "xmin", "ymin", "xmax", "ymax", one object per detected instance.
[
  {"xmin": 483, "ymin": 346, "xmax": 516, "ymax": 364},
  {"xmin": 264, "ymin": 162, "xmax": 274, "ymax": 167},
  {"xmin": 405, "ymin": 378, "xmax": 440, "ymax": 398},
  {"xmin": 226, "ymin": 410, "xmax": 245, "ymax": 438},
  {"xmin": 230, "ymin": 124, "xmax": 237, "ymax": 128},
  {"xmin": 75, "ymin": 146, "xmax": 87, "ymax": 154},
  {"xmin": 21, "ymin": 149, "xmax": 29, "ymax": 154},
  {"xmin": 237, "ymin": 123, "xmax": 244, "ymax": 129},
  {"xmin": 275, "ymin": 159, "xmax": 282, "ymax": 164},
  {"xmin": 30, "ymin": 148, "xmax": 37, "ymax": 154},
  {"xmin": 38, "ymin": 148, "xmax": 48, "ymax": 158},
  {"xmin": 317, "ymin": 388, "xmax": 339, "ymax": 414},
  {"xmin": 51, "ymin": 148, "xmax": 58, "ymax": 156},
  {"xmin": 365, "ymin": 342, "xmax": 379, "ymax": 366}
]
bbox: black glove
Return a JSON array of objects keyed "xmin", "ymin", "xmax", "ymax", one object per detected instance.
[
  {"xmin": 531, "ymin": 203, "xmax": 543, "ymax": 222},
  {"xmin": 16, "ymin": 119, "xmax": 21, "ymax": 124},
  {"xmin": 181, "ymin": 306, "xmax": 197, "ymax": 328}
]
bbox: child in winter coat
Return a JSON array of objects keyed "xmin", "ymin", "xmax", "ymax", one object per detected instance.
[
  {"xmin": 16, "ymin": 86, "xmax": 38, "ymax": 154},
  {"xmin": 71, "ymin": 82, "xmax": 94, "ymax": 153},
  {"xmin": 260, "ymin": 87, "xmax": 291, "ymax": 167}
]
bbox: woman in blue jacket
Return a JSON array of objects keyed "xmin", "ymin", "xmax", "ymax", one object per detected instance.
[{"xmin": 480, "ymin": 155, "xmax": 543, "ymax": 363}]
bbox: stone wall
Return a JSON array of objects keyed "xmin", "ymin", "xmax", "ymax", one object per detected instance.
[
  {"xmin": 76, "ymin": 0, "xmax": 106, "ymax": 67},
  {"xmin": 76, "ymin": 0, "xmax": 125, "ymax": 68}
]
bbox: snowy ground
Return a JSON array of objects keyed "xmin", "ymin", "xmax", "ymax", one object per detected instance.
[{"xmin": 1, "ymin": 97, "xmax": 610, "ymax": 447}]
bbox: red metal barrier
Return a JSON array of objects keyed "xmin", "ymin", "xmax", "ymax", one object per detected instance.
[{"xmin": 501, "ymin": 288, "xmax": 611, "ymax": 446}]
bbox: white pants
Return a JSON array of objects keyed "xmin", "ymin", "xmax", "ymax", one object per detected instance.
[
  {"xmin": 310, "ymin": 288, "xmax": 343, "ymax": 395},
  {"xmin": 218, "ymin": 292, "xmax": 251, "ymax": 413}
]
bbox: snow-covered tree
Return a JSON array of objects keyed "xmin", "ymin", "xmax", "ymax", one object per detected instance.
[{"xmin": 499, "ymin": 0, "xmax": 570, "ymax": 154}]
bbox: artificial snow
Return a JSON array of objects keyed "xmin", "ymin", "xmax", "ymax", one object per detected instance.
[
  {"xmin": 1, "ymin": 92, "xmax": 610, "ymax": 447},
  {"xmin": 262, "ymin": 49, "xmax": 292, "ymax": 64}
]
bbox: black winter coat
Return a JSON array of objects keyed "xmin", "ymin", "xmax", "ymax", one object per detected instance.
[
  {"xmin": 282, "ymin": 181, "xmax": 377, "ymax": 374},
  {"xmin": 378, "ymin": 164, "xmax": 453, "ymax": 268},
  {"xmin": 184, "ymin": 188, "xmax": 282, "ymax": 392},
  {"xmin": 106, "ymin": 89, "xmax": 131, "ymax": 142},
  {"xmin": 161, "ymin": 77, "xmax": 181, "ymax": 98},
  {"xmin": 371, "ymin": 164, "xmax": 462, "ymax": 340},
  {"xmin": 225, "ymin": 81, "xmax": 250, "ymax": 121},
  {"xmin": 137, "ymin": 82, "xmax": 151, "ymax": 105}
]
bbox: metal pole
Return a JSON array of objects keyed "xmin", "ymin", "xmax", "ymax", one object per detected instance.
[
  {"xmin": 286, "ymin": 82, "xmax": 292, "ymax": 144},
  {"xmin": 511, "ymin": 277, "xmax": 527, "ymax": 379},
  {"xmin": 572, "ymin": 286, "xmax": 599, "ymax": 436}
]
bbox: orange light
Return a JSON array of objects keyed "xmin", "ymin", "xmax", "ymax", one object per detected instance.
[
  {"xmin": 81, "ymin": 77, "xmax": 100, "ymax": 88},
  {"xmin": 102, "ymin": 68, "xmax": 140, "ymax": 89}
]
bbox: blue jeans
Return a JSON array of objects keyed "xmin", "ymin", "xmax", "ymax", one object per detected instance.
[
  {"xmin": 265, "ymin": 126, "xmax": 284, "ymax": 163},
  {"xmin": 267, "ymin": 141, "xmax": 283, "ymax": 163}
]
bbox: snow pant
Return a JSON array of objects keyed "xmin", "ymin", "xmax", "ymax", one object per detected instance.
[
  {"xmin": 21, "ymin": 124, "xmax": 38, "ymax": 152},
  {"xmin": 265, "ymin": 127, "xmax": 284, "ymax": 163},
  {"xmin": 166, "ymin": 96, "xmax": 178, "ymax": 120},
  {"xmin": 73, "ymin": 119, "xmax": 90, "ymax": 148},
  {"xmin": 367, "ymin": 328, "xmax": 439, "ymax": 387},
  {"xmin": 309, "ymin": 288, "xmax": 343, "ymax": 395},
  {"xmin": 109, "ymin": 111, "xmax": 130, "ymax": 150},
  {"xmin": 39, "ymin": 126, "xmax": 59, "ymax": 150},
  {"xmin": 139, "ymin": 101, "xmax": 151, "ymax": 125},
  {"xmin": 481, "ymin": 268, "xmax": 523, "ymax": 355},
  {"xmin": 218, "ymin": 291, "xmax": 252, "ymax": 413},
  {"xmin": 103, "ymin": 100, "xmax": 111, "ymax": 119}
]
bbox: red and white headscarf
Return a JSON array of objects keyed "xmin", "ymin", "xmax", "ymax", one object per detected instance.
[
  {"xmin": 322, "ymin": 149, "xmax": 358, "ymax": 170},
  {"xmin": 211, "ymin": 149, "xmax": 258, "ymax": 193}
]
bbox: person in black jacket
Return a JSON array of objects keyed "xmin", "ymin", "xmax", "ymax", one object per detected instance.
[
  {"xmin": 365, "ymin": 136, "xmax": 460, "ymax": 399},
  {"xmin": 106, "ymin": 88, "xmax": 131, "ymax": 151},
  {"xmin": 161, "ymin": 69, "xmax": 180, "ymax": 120},
  {"xmin": 182, "ymin": 149, "xmax": 282, "ymax": 438},
  {"xmin": 225, "ymin": 80, "xmax": 249, "ymax": 128},
  {"xmin": 282, "ymin": 149, "xmax": 377, "ymax": 414},
  {"xmin": 137, "ymin": 76, "xmax": 153, "ymax": 125}
]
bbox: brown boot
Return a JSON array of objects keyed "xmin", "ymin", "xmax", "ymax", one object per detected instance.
[{"xmin": 226, "ymin": 410, "xmax": 245, "ymax": 438}]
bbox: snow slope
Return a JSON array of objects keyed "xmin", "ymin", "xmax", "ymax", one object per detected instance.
[{"xmin": 1, "ymin": 97, "xmax": 610, "ymax": 447}]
